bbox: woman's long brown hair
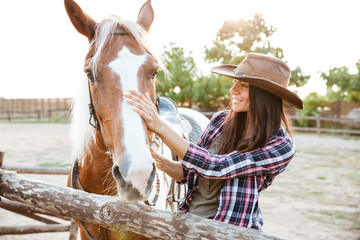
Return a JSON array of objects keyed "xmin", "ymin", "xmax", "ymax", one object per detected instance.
[{"xmin": 217, "ymin": 85, "xmax": 292, "ymax": 154}]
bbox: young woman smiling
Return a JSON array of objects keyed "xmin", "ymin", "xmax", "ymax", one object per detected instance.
[{"xmin": 124, "ymin": 53, "xmax": 303, "ymax": 230}]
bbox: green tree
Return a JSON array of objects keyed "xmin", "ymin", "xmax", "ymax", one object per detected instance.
[
  {"xmin": 205, "ymin": 14, "xmax": 309, "ymax": 88},
  {"xmin": 295, "ymin": 92, "xmax": 331, "ymax": 127},
  {"xmin": 320, "ymin": 60, "xmax": 360, "ymax": 102},
  {"xmin": 156, "ymin": 43, "xmax": 197, "ymax": 107},
  {"xmin": 290, "ymin": 67, "xmax": 310, "ymax": 88},
  {"xmin": 192, "ymin": 75, "xmax": 232, "ymax": 108}
]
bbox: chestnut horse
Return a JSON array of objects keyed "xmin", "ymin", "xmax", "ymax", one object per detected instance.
[{"xmin": 64, "ymin": 0, "xmax": 209, "ymax": 239}]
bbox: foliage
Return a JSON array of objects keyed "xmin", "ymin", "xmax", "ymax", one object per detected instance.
[
  {"xmin": 156, "ymin": 43, "xmax": 232, "ymax": 108},
  {"xmin": 320, "ymin": 60, "xmax": 360, "ymax": 102},
  {"xmin": 204, "ymin": 14, "xmax": 282, "ymax": 64},
  {"xmin": 295, "ymin": 92, "xmax": 332, "ymax": 127},
  {"xmin": 157, "ymin": 15, "xmax": 310, "ymax": 108},
  {"xmin": 204, "ymin": 14, "xmax": 309, "ymax": 89},
  {"xmin": 156, "ymin": 43, "xmax": 197, "ymax": 107},
  {"xmin": 192, "ymin": 75, "xmax": 233, "ymax": 108},
  {"xmin": 290, "ymin": 67, "xmax": 310, "ymax": 88}
]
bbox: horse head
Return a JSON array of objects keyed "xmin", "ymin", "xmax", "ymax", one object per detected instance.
[{"xmin": 65, "ymin": 0, "xmax": 159, "ymax": 202}]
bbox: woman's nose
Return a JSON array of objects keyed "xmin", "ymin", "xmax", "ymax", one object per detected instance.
[{"xmin": 230, "ymin": 83, "xmax": 238, "ymax": 94}]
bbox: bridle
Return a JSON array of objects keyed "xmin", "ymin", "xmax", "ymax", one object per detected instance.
[
  {"xmin": 70, "ymin": 30, "xmax": 180, "ymax": 240},
  {"xmin": 70, "ymin": 32, "xmax": 161, "ymax": 239}
]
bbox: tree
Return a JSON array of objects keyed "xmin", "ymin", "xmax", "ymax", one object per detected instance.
[
  {"xmin": 205, "ymin": 14, "xmax": 309, "ymax": 88},
  {"xmin": 295, "ymin": 92, "xmax": 331, "ymax": 127},
  {"xmin": 156, "ymin": 43, "xmax": 198, "ymax": 107},
  {"xmin": 192, "ymin": 75, "xmax": 232, "ymax": 108},
  {"xmin": 320, "ymin": 60, "xmax": 360, "ymax": 103}
]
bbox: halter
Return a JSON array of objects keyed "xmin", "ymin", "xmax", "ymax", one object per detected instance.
[
  {"xmin": 71, "ymin": 29, "xmax": 163, "ymax": 239},
  {"xmin": 71, "ymin": 33, "xmax": 162, "ymax": 239}
]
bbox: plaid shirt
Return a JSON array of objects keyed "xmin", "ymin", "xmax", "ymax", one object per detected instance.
[{"xmin": 179, "ymin": 111, "xmax": 295, "ymax": 230}]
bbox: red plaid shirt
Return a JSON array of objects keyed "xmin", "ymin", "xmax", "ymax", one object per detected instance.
[{"xmin": 179, "ymin": 111, "xmax": 295, "ymax": 230}]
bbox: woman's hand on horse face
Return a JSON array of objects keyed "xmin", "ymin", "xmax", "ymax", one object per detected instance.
[
  {"xmin": 125, "ymin": 89, "xmax": 190, "ymax": 160},
  {"xmin": 124, "ymin": 89, "xmax": 163, "ymax": 133}
]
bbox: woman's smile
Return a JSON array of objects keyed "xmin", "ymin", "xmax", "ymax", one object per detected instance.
[
  {"xmin": 230, "ymin": 80, "xmax": 249, "ymax": 112},
  {"xmin": 232, "ymin": 98, "xmax": 242, "ymax": 104}
]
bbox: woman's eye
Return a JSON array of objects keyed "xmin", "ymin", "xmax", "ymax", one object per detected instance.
[
  {"xmin": 241, "ymin": 83, "xmax": 248, "ymax": 88},
  {"xmin": 86, "ymin": 71, "xmax": 95, "ymax": 82}
]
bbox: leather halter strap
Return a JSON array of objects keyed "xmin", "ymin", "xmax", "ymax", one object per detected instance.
[{"xmin": 70, "ymin": 159, "xmax": 104, "ymax": 240}]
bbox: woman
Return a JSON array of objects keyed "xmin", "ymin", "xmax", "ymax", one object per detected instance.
[{"xmin": 124, "ymin": 53, "xmax": 303, "ymax": 230}]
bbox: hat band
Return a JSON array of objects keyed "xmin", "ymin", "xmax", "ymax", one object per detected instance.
[{"xmin": 233, "ymin": 70, "xmax": 248, "ymax": 77}]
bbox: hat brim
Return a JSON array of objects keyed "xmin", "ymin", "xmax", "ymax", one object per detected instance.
[{"xmin": 211, "ymin": 65, "xmax": 303, "ymax": 109}]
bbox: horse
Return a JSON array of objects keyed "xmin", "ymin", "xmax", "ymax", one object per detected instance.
[{"xmin": 64, "ymin": 0, "xmax": 209, "ymax": 239}]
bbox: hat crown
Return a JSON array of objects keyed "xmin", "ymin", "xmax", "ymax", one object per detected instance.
[{"xmin": 236, "ymin": 53, "xmax": 290, "ymax": 88}]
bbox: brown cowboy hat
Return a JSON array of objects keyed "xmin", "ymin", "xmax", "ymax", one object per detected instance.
[{"xmin": 211, "ymin": 53, "xmax": 303, "ymax": 109}]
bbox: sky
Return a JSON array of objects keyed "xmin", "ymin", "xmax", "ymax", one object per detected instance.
[{"xmin": 0, "ymin": 0, "xmax": 359, "ymax": 99}]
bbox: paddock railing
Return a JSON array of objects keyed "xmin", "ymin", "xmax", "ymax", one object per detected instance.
[
  {"xmin": 0, "ymin": 151, "xmax": 282, "ymax": 240},
  {"xmin": 0, "ymin": 98, "xmax": 72, "ymax": 122}
]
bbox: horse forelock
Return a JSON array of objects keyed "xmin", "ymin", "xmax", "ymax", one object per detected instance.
[{"xmin": 91, "ymin": 16, "xmax": 160, "ymax": 77}]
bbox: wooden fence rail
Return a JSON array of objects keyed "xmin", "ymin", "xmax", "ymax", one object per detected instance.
[
  {"xmin": 289, "ymin": 115, "xmax": 360, "ymax": 135},
  {"xmin": 0, "ymin": 168, "xmax": 282, "ymax": 240},
  {"xmin": 0, "ymin": 98, "xmax": 72, "ymax": 122},
  {"xmin": 0, "ymin": 98, "xmax": 72, "ymax": 111},
  {"xmin": 0, "ymin": 109, "xmax": 70, "ymax": 122}
]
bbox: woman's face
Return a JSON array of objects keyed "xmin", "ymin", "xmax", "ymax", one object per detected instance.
[{"xmin": 230, "ymin": 79, "xmax": 250, "ymax": 113}]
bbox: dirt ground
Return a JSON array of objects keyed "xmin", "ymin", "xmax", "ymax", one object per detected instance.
[{"xmin": 0, "ymin": 123, "xmax": 359, "ymax": 240}]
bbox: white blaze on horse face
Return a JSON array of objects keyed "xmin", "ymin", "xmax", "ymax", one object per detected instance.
[{"xmin": 109, "ymin": 46, "xmax": 154, "ymax": 200}]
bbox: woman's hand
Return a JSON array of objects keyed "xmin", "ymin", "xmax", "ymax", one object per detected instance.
[
  {"xmin": 125, "ymin": 89, "xmax": 190, "ymax": 160},
  {"xmin": 150, "ymin": 148, "xmax": 184, "ymax": 182},
  {"xmin": 124, "ymin": 89, "xmax": 164, "ymax": 133}
]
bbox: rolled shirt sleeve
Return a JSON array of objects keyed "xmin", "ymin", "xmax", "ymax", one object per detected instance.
[{"xmin": 182, "ymin": 132, "xmax": 295, "ymax": 179}]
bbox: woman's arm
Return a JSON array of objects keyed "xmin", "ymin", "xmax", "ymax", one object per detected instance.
[{"xmin": 182, "ymin": 133, "xmax": 295, "ymax": 179}]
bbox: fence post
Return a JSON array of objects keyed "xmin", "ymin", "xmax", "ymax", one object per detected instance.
[
  {"xmin": 316, "ymin": 114, "xmax": 321, "ymax": 136},
  {"xmin": 68, "ymin": 219, "xmax": 78, "ymax": 240},
  {"xmin": 7, "ymin": 110, "xmax": 11, "ymax": 122},
  {"xmin": 37, "ymin": 110, "xmax": 41, "ymax": 121}
]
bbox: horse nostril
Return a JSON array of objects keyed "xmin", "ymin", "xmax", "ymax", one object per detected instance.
[{"xmin": 112, "ymin": 165, "xmax": 126, "ymax": 188}]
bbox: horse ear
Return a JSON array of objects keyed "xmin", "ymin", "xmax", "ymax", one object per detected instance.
[
  {"xmin": 137, "ymin": 0, "xmax": 154, "ymax": 32},
  {"xmin": 64, "ymin": 0, "xmax": 96, "ymax": 41}
]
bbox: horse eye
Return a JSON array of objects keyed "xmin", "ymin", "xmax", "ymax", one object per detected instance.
[
  {"xmin": 151, "ymin": 69, "xmax": 159, "ymax": 80},
  {"xmin": 86, "ymin": 71, "xmax": 95, "ymax": 82}
]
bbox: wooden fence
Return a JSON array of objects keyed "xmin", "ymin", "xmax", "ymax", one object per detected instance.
[
  {"xmin": 0, "ymin": 152, "xmax": 281, "ymax": 240},
  {"xmin": 289, "ymin": 115, "xmax": 360, "ymax": 135},
  {"xmin": 0, "ymin": 152, "xmax": 77, "ymax": 238},
  {"xmin": 0, "ymin": 98, "xmax": 72, "ymax": 122}
]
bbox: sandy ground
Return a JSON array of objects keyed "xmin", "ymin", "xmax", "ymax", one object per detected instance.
[{"xmin": 0, "ymin": 123, "xmax": 359, "ymax": 240}]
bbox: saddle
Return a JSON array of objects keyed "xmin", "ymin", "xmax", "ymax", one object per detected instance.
[{"xmin": 158, "ymin": 96, "xmax": 192, "ymax": 141}]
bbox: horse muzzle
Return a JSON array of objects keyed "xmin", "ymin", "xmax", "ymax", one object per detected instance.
[{"xmin": 112, "ymin": 155, "xmax": 156, "ymax": 202}]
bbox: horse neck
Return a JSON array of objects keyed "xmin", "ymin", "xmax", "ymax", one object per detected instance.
[{"xmin": 78, "ymin": 131, "xmax": 117, "ymax": 196}]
